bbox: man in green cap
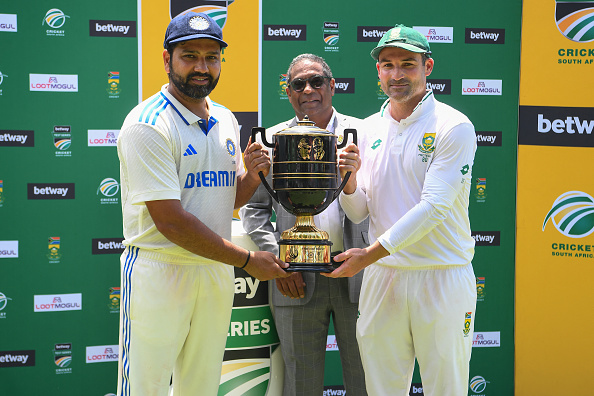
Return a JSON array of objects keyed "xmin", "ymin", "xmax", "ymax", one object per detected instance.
[{"xmin": 326, "ymin": 24, "xmax": 478, "ymax": 395}]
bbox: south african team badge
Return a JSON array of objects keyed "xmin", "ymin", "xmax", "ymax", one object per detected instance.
[
  {"xmin": 463, "ymin": 312, "xmax": 472, "ymax": 337},
  {"xmin": 418, "ymin": 132, "xmax": 436, "ymax": 162}
]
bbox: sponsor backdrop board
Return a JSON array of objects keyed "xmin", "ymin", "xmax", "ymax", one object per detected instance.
[
  {"xmin": 516, "ymin": 0, "xmax": 594, "ymax": 394},
  {"xmin": 0, "ymin": 1, "xmax": 137, "ymax": 395},
  {"xmin": 261, "ymin": 1, "xmax": 520, "ymax": 395}
]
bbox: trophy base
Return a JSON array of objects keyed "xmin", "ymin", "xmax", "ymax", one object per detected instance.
[
  {"xmin": 279, "ymin": 239, "xmax": 338, "ymax": 273},
  {"xmin": 285, "ymin": 262, "xmax": 337, "ymax": 273}
]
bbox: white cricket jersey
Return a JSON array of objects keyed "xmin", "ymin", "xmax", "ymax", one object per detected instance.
[
  {"xmin": 118, "ymin": 84, "xmax": 245, "ymax": 264},
  {"xmin": 340, "ymin": 91, "xmax": 476, "ymax": 268}
]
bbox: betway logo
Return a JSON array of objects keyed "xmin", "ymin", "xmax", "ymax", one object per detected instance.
[
  {"xmin": 323, "ymin": 390, "xmax": 346, "ymax": 396},
  {"xmin": 426, "ymin": 79, "xmax": 451, "ymax": 95},
  {"xmin": 472, "ymin": 231, "xmax": 500, "ymax": 246},
  {"xmin": 264, "ymin": 25, "xmax": 306, "ymax": 41},
  {"xmin": 537, "ymin": 114, "xmax": 594, "ymax": 134},
  {"xmin": 334, "ymin": 78, "xmax": 355, "ymax": 94},
  {"xmin": 0, "ymin": 350, "xmax": 35, "ymax": 367},
  {"xmin": 476, "ymin": 131, "xmax": 502, "ymax": 146},
  {"xmin": 28, "ymin": 183, "xmax": 75, "ymax": 200},
  {"xmin": 0, "ymin": 130, "xmax": 34, "ymax": 146},
  {"xmin": 465, "ymin": 28, "xmax": 505, "ymax": 44},
  {"xmin": 235, "ymin": 277, "xmax": 260, "ymax": 299},
  {"xmin": 357, "ymin": 26, "xmax": 391, "ymax": 41},
  {"xmin": 92, "ymin": 238, "xmax": 125, "ymax": 255},
  {"xmin": 90, "ymin": 20, "xmax": 136, "ymax": 37}
]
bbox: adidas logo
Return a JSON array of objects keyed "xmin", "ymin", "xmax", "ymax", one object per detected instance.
[{"xmin": 183, "ymin": 144, "xmax": 197, "ymax": 156}]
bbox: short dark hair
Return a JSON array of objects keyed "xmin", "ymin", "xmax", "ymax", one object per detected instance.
[{"xmin": 286, "ymin": 54, "xmax": 333, "ymax": 82}]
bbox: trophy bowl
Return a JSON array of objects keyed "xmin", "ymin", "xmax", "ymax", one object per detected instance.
[{"xmin": 251, "ymin": 116, "xmax": 357, "ymax": 272}]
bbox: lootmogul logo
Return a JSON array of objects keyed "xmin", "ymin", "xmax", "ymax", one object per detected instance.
[
  {"xmin": 556, "ymin": 1, "xmax": 594, "ymax": 42},
  {"xmin": 30, "ymin": 74, "xmax": 78, "ymax": 92},
  {"xmin": 543, "ymin": 191, "xmax": 594, "ymax": 238}
]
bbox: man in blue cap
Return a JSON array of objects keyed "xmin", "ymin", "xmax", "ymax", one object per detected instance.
[
  {"xmin": 116, "ymin": 12, "xmax": 289, "ymax": 396},
  {"xmin": 327, "ymin": 24, "xmax": 478, "ymax": 395}
]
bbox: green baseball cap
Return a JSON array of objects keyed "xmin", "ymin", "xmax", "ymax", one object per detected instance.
[{"xmin": 370, "ymin": 24, "xmax": 431, "ymax": 61}]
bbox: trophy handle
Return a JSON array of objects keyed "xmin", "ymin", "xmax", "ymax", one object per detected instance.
[
  {"xmin": 337, "ymin": 128, "xmax": 357, "ymax": 149},
  {"xmin": 332, "ymin": 171, "xmax": 351, "ymax": 202},
  {"xmin": 250, "ymin": 127, "xmax": 279, "ymax": 203}
]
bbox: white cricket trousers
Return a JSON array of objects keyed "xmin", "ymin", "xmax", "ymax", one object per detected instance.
[
  {"xmin": 357, "ymin": 263, "xmax": 476, "ymax": 396},
  {"xmin": 117, "ymin": 246, "xmax": 235, "ymax": 396}
]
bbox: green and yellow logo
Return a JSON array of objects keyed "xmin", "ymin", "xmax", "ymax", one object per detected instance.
[
  {"xmin": 543, "ymin": 191, "xmax": 594, "ymax": 238},
  {"xmin": 556, "ymin": 1, "xmax": 594, "ymax": 43}
]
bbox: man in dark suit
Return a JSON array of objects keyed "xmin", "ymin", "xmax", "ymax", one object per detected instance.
[{"xmin": 240, "ymin": 53, "xmax": 368, "ymax": 396}]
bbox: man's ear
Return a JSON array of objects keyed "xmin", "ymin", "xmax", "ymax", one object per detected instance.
[{"xmin": 163, "ymin": 49, "xmax": 171, "ymax": 74}]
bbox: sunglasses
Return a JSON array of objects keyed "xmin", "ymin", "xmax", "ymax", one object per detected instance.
[{"xmin": 288, "ymin": 75, "xmax": 331, "ymax": 92}]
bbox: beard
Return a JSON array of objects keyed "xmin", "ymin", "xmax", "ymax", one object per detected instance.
[
  {"xmin": 383, "ymin": 78, "xmax": 423, "ymax": 103},
  {"xmin": 168, "ymin": 63, "xmax": 220, "ymax": 100}
]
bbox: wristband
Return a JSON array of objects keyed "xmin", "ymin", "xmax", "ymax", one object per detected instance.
[{"xmin": 240, "ymin": 250, "xmax": 251, "ymax": 269}]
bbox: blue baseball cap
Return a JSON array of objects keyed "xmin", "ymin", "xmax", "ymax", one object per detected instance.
[{"xmin": 164, "ymin": 12, "xmax": 228, "ymax": 49}]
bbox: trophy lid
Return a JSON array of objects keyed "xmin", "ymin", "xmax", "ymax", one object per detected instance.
[{"xmin": 277, "ymin": 115, "xmax": 334, "ymax": 136}]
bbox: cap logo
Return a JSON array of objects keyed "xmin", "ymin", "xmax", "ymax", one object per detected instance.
[{"xmin": 189, "ymin": 16, "xmax": 210, "ymax": 31}]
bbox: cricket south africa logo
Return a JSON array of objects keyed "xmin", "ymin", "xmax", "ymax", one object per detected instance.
[
  {"xmin": 418, "ymin": 132, "xmax": 436, "ymax": 162},
  {"xmin": 556, "ymin": 1, "xmax": 594, "ymax": 42},
  {"xmin": 169, "ymin": 0, "xmax": 234, "ymax": 28},
  {"xmin": 543, "ymin": 191, "xmax": 594, "ymax": 238},
  {"xmin": 43, "ymin": 9, "xmax": 69, "ymax": 28}
]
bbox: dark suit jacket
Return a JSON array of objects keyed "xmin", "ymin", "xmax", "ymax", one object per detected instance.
[{"xmin": 240, "ymin": 111, "xmax": 369, "ymax": 306}]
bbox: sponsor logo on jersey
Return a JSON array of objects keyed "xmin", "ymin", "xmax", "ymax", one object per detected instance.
[
  {"xmin": 426, "ymin": 79, "xmax": 451, "ymax": 95},
  {"xmin": 476, "ymin": 277, "xmax": 486, "ymax": 301},
  {"xmin": 0, "ymin": 350, "xmax": 35, "ymax": 367},
  {"xmin": 0, "ymin": 291, "xmax": 12, "ymax": 319},
  {"xmin": 28, "ymin": 183, "xmax": 75, "ymax": 200},
  {"xmin": 462, "ymin": 79, "xmax": 502, "ymax": 95},
  {"xmin": 47, "ymin": 236, "xmax": 61, "ymax": 263},
  {"xmin": 556, "ymin": 1, "xmax": 594, "ymax": 43},
  {"xmin": 54, "ymin": 343, "xmax": 72, "ymax": 375},
  {"xmin": 414, "ymin": 26, "xmax": 454, "ymax": 43},
  {"xmin": 86, "ymin": 345, "xmax": 119, "ymax": 363},
  {"xmin": 30, "ymin": 74, "xmax": 78, "ymax": 92},
  {"xmin": 88, "ymin": 129, "xmax": 119, "ymax": 146},
  {"xmin": 184, "ymin": 170, "xmax": 236, "ymax": 188},
  {"xmin": 43, "ymin": 8, "xmax": 69, "ymax": 36},
  {"xmin": 107, "ymin": 71, "xmax": 120, "ymax": 98},
  {"xmin": 357, "ymin": 26, "xmax": 391, "ymax": 42},
  {"xmin": 543, "ymin": 191, "xmax": 594, "ymax": 238},
  {"xmin": 53, "ymin": 125, "xmax": 71, "ymax": 156},
  {"xmin": 0, "ymin": 241, "xmax": 18, "ymax": 258},
  {"xmin": 469, "ymin": 375, "xmax": 489, "ymax": 393},
  {"xmin": 97, "ymin": 178, "xmax": 120, "ymax": 205},
  {"xmin": 264, "ymin": 25, "xmax": 306, "ymax": 40},
  {"xmin": 473, "ymin": 332, "xmax": 500, "ymax": 347},
  {"xmin": 0, "ymin": 130, "xmax": 34, "ymax": 147},
  {"xmin": 34, "ymin": 294, "xmax": 82, "ymax": 312},
  {"xmin": 90, "ymin": 20, "xmax": 136, "ymax": 37},
  {"xmin": 465, "ymin": 28, "xmax": 505, "ymax": 44},
  {"xmin": 92, "ymin": 238, "xmax": 125, "ymax": 255},
  {"xmin": 323, "ymin": 21, "xmax": 339, "ymax": 52},
  {"xmin": 471, "ymin": 231, "xmax": 500, "ymax": 246},
  {"xmin": 463, "ymin": 312, "xmax": 472, "ymax": 337},
  {"xmin": 0, "ymin": 14, "xmax": 17, "ymax": 32},
  {"xmin": 475, "ymin": 178, "xmax": 486, "ymax": 202},
  {"xmin": 476, "ymin": 131, "xmax": 501, "ymax": 146},
  {"xmin": 371, "ymin": 139, "xmax": 382, "ymax": 150}
]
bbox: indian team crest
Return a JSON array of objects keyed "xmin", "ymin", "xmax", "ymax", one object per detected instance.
[
  {"xmin": 226, "ymin": 138, "xmax": 236, "ymax": 156},
  {"xmin": 555, "ymin": 1, "xmax": 594, "ymax": 43},
  {"xmin": 542, "ymin": 191, "xmax": 594, "ymax": 238},
  {"xmin": 169, "ymin": 0, "xmax": 234, "ymax": 28},
  {"xmin": 418, "ymin": 132, "xmax": 436, "ymax": 162}
]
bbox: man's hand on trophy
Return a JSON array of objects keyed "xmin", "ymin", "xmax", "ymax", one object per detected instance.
[
  {"xmin": 244, "ymin": 136, "xmax": 271, "ymax": 181},
  {"xmin": 338, "ymin": 143, "xmax": 360, "ymax": 194},
  {"xmin": 276, "ymin": 272, "xmax": 306, "ymax": 299},
  {"xmin": 243, "ymin": 250, "xmax": 290, "ymax": 281},
  {"xmin": 322, "ymin": 242, "xmax": 389, "ymax": 278}
]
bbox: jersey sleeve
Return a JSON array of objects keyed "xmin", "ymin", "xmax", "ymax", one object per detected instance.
[
  {"xmin": 377, "ymin": 121, "xmax": 476, "ymax": 253},
  {"xmin": 118, "ymin": 123, "xmax": 181, "ymax": 205}
]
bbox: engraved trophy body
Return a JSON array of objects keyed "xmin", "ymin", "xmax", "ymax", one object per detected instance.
[{"xmin": 251, "ymin": 117, "xmax": 357, "ymax": 272}]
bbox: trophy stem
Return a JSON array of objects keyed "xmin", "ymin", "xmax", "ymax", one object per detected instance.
[{"xmin": 279, "ymin": 214, "xmax": 334, "ymax": 272}]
